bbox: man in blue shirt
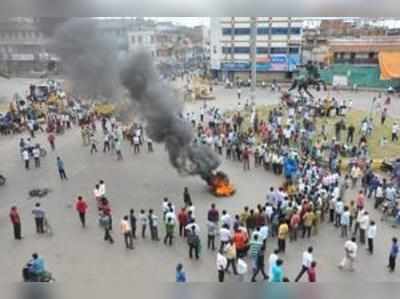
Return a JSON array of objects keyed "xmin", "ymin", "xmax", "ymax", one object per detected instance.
[
  {"xmin": 56, "ymin": 156, "xmax": 68, "ymax": 180},
  {"xmin": 271, "ymin": 259, "xmax": 284, "ymax": 282},
  {"xmin": 388, "ymin": 237, "xmax": 399, "ymax": 272},
  {"xmin": 28, "ymin": 253, "xmax": 46, "ymax": 281}
]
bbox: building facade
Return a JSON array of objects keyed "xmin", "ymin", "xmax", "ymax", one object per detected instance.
[{"xmin": 210, "ymin": 17, "xmax": 303, "ymax": 81}]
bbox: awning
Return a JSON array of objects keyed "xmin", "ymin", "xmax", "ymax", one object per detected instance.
[{"xmin": 379, "ymin": 52, "xmax": 400, "ymax": 80}]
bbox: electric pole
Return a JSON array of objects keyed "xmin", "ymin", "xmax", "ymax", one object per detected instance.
[{"xmin": 250, "ymin": 17, "xmax": 257, "ymax": 105}]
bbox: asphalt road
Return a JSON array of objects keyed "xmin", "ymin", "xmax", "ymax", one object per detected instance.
[{"xmin": 0, "ymin": 79, "xmax": 399, "ymax": 285}]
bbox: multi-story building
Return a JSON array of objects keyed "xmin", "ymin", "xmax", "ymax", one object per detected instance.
[
  {"xmin": 127, "ymin": 30, "xmax": 157, "ymax": 57},
  {"xmin": 210, "ymin": 17, "xmax": 303, "ymax": 81}
]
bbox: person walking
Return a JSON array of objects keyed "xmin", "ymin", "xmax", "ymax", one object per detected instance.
[
  {"xmin": 277, "ymin": 221, "xmax": 289, "ymax": 253},
  {"xmin": 90, "ymin": 134, "xmax": 98, "ymax": 154},
  {"xmin": 217, "ymin": 249, "xmax": 227, "ymax": 282},
  {"xmin": 176, "ymin": 263, "xmax": 187, "ymax": 283},
  {"xmin": 187, "ymin": 226, "xmax": 200, "ymax": 260},
  {"xmin": 219, "ymin": 224, "xmax": 232, "ymax": 252},
  {"xmin": 9, "ymin": 206, "xmax": 22, "ymax": 240},
  {"xmin": 365, "ymin": 220, "xmax": 376, "ymax": 254},
  {"xmin": 388, "ymin": 237, "xmax": 399, "ymax": 272},
  {"xmin": 164, "ymin": 216, "xmax": 175, "ymax": 246},
  {"xmin": 120, "ymin": 215, "xmax": 134, "ymax": 250},
  {"xmin": 48, "ymin": 133, "xmax": 55, "ymax": 151},
  {"xmin": 339, "ymin": 237, "xmax": 358, "ymax": 271},
  {"xmin": 251, "ymin": 244, "xmax": 268, "ymax": 282},
  {"xmin": 32, "ymin": 203, "xmax": 45, "ymax": 234},
  {"xmin": 178, "ymin": 207, "xmax": 188, "ymax": 237},
  {"xmin": 294, "ymin": 246, "xmax": 313, "ymax": 282},
  {"xmin": 56, "ymin": 156, "xmax": 68, "ymax": 180},
  {"xmin": 224, "ymin": 239, "xmax": 238, "ymax": 275},
  {"xmin": 100, "ymin": 211, "xmax": 114, "ymax": 244},
  {"xmin": 129, "ymin": 209, "xmax": 137, "ymax": 239},
  {"xmin": 75, "ymin": 196, "xmax": 88, "ymax": 228}
]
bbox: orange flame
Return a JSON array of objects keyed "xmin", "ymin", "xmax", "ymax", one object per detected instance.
[{"xmin": 210, "ymin": 174, "xmax": 235, "ymax": 197}]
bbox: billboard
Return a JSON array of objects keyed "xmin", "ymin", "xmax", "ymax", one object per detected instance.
[{"xmin": 222, "ymin": 54, "xmax": 300, "ymax": 72}]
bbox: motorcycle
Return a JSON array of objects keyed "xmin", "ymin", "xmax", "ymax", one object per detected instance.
[
  {"xmin": 22, "ymin": 264, "xmax": 55, "ymax": 283},
  {"xmin": 0, "ymin": 174, "xmax": 5, "ymax": 186}
]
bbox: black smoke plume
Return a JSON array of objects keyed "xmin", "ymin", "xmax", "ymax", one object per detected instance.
[{"xmin": 120, "ymin": 52, "xmax": 221, "ymax": 179}]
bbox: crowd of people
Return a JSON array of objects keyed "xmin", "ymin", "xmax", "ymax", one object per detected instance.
[{"xmin": 4, "ymin": 78, "xmax": 400, "ymax": 283}]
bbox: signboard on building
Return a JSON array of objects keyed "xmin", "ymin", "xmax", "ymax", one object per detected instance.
[
  {"xmin": 332, "ymin": 75, "xmax": 348, "ymax": 87},
  {"xmin": 221, "ymin": 54, "xmax": 300, "ymax": 72}
]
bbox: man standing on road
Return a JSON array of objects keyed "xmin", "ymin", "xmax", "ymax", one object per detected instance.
[
  {"xmin": 388, "ymin": 237, "xmax": 399, "ymax": 272},
  {"xmin": 23, "ymin": 148, "xmax": 30, "ymax": 170},
  {"xmin": 33, "ymin": 146, "xmax": 40, "ymax": 168},
  {"xmin": 120, "ymin": 215, "xmax": 134, "ymax": 250},
  {"xmin": 367, "ymin": 220, "xmax": 377, "ymax": 255},
  {"xmin": 9, "ymin": 206, "xmax": 22, "ymax": 240},
  {"xmin": 75, "ymin": 196, "xmax": 88, "ymax": 228},
  {"xmin": 129, "ymin": 209, "xmax": 137, "ymax": 239},
  {"xmin": 32, "ymin": 203, "xmax": 45, "ymax": 234},
  {"xmin": 294, "ymin": 246, "xmax": 313, "ymax": 282},
  {"xmin": 48, "ymin": 133, "xmax": 55, "ymax": 151},
  {"xmin": 100, "ymin": 211, "xmax": 114, "ymax": 244},
  {"xmin": 56, "ymin": 156, "xmax": 68, "ymax": 180},
  {"xmin": 339, "ymin": 237, "xmax": 358, "ymax": 271}
]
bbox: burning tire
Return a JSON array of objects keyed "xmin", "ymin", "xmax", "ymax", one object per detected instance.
[{"xmin": 207, "ymin": 171, "xmax": 235, "ymax": 197}]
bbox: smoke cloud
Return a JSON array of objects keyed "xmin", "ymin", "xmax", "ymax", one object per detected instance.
[
  {"xmin": 51, "ymin": 19, "xmax": 121, "ymax": 100},
  {"xmin": 51, "ymin": 19, "xmax": 221, "ymax": 180},
  {"xmin": 120, "ymin": 52, "xmax": 221, "ymax": 179}
]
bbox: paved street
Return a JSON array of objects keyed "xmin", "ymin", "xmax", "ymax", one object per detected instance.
[{"xmin": 0, "ymin": 78, "xmax": 400, "ymax": 285}]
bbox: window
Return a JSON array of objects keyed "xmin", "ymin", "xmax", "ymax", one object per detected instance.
[
  {"xmin": 131, "ymin": 36, "xmax": 135, "ymax": 43},
  {"xmin": 138, "ymin": 35, "xmax": 142, "ymax": 44},
  {"xmin": 271, "ymin": 27, "xmax": 289, "ymax": 35},
  {"xmin": 271, "ymin": 47, "xmax": 287, "ymax": 54},
  {"xmin": 234, "ymin": 47, "xmax": 250, "ymax": 53},
  {"xmin": 257, "ymin": 27, "xmax": 269, "ymax": 35},
  {"xmin": 222, "ymin": 28, "xmax": 232, "ymax": 35},
  {"xmin": 150, "ymin": 36, "xmax": 154, "ymax": 44},
  {"xmin": 234, "ymin": 28, "xmax": 250, "ymax": 35},
  {"xmin": 256, "ymin": 47, "xmax": 269, "ymax": 54},
  {"xmin": 213, "ymin": 46, "xmax": 217, "ymax": 54},
  {"xmin": 289, "ymin": 47, "xmax": 299, "ymax": 54},
  {"xmin": 290, "ymin": 27, "xmax": 301, "ymax": 35},
  {"xmin": 222, "ymin": 47, "xmax": 232, "ymax": 54}
]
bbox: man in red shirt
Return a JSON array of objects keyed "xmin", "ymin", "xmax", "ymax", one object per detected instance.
[
  {"xmin": 233, "ymin": 227, "xmax": 248, "ymax": 258},
  {"xmin": 9, "ymin": 206, "xmax": 22, "ymax": 240},
  {"xmin": 178, "ymin": 208, "xmax": 188, "ymax": 237},
  {"xmin": 48, "ymin": 133, "xmax": 56, "ymax": 151},
  {"xmin": 356, "ymin": 190, "xmax": 365, "ymax": 210},
  {"xmin": 75, "ymin": 196, "xmax": 88, "ymax": 228},
  {"xmin": 307, "ymin": 261, "xmax": 317, "ymax": 282}
]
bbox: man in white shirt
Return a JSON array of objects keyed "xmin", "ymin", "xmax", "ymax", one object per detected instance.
[
  {"xmin": 294, "ymin": 246, "xmax": 313, "ymax": 282},
  {"xmin": 359, "ymin": 211, "xmax": 370, "ymax": 245},
  {"xmin": 221, "ymin": 210, "xmax": 232, "ymax": 229},
  {"xmin": 339, "ymin": 237, "xmax": 358, "ymax": 271},
  {"xmin": 99, "ymin": 180, "xmax": 106, "ymax": 197},
  {"xmin": 367, "ymin": 220, "xmax": 377, "ymax": 255},
  {"xmin": 23, "ymin": 149, "xmax": 30, "ymax": 170},
  {"xmin": 217, "ymin": 250, "xmax": 228, "ymax": 282},
  {"xmin": 268, "ymin": 249, "xmax": 279, "ymax": 281},
  {"xmin": 335, "ymin": 198, "xmax": 344, "ymax": 227},
  {"xmin": 219, "ymin": 224, "xmax": 232, "ymax": 252},
  {"xmin": 32, "ymin": 146, "xmax": 40, "ymax": 168}
]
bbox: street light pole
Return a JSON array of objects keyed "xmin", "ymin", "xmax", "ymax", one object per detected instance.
[{"xmin": 250, "ymin": 17, "xmax": 257, "ymax": 105}]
